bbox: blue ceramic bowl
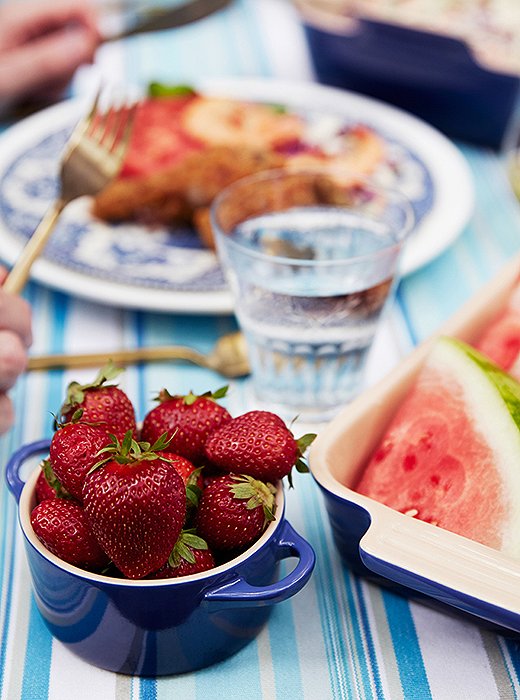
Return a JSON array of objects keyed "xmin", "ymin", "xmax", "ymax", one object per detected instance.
[
  {"xmin": 6, "ymin": 439, "xmax": 315, "ymax": 676},
  {"xmin": 295, "ymin": 2, "xmax": 520, "ymax": 148}
]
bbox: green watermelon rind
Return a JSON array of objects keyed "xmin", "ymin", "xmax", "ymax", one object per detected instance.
[
  {"xmin": 457, "ymin": 340, "xmax": 520, "ymax": 431},
  {"xmin": 431, "ymin": 336, "xmax": 520, "ymax": 557}
]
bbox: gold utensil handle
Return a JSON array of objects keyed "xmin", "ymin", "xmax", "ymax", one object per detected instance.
[
  {"xmin": 27, "ymin": 345, "xmax": 206, "ymax": 371},
  {"xmin": 4, "ymin": 200, "xmax": 64, "ymax": 295}
]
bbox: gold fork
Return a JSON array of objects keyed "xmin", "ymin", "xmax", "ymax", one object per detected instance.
[{"xmin": 3, "ymin": 90, "xmax": 137, "ymax": 295}]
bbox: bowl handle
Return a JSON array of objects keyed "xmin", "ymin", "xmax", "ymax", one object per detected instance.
[
  {"xmin": 204, "ymin": 520, "xmax": 315, "ymax": 605},
  {"xmin": 5, "ymin": 438, "xmax": 51, "ymax": 502}
]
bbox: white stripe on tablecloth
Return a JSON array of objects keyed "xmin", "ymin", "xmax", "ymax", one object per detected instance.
[
  {"xmin": 1, "ymin": 532, "xmax": 32, "ymax": 700},
  {"xmin": 252, "ymin": 0, "xmax": 315, "ymax": 82},
  {"xmin": 48, "ymin": 642, "xmax": 117, "ymax": 700},
  {"xmin": 411, "ymin": 602, "xmax": 501, "ymax": 699},
  {"xmin": 156, "ymin": 672, "xmax": 196, "ymax": 700},
  {"xmin": 256, "ymin": 626, "xmax": 277, "ymax": 700}
]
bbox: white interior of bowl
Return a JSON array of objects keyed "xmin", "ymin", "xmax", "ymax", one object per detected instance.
[
  {"xmin": 309, "ymin": 252, "xmax": 520, "ymax": 616},
  {"xmin": 19, "ymin": 466, "xmax": 285, "ymax": 586}
]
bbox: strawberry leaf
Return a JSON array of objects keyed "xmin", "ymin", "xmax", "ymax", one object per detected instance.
[
  {"xmin": 168, "ymin": 530, "xmax": 209, "ymax": 567},
  {"xmin": 183, "ymin": 391, "xmax": 199, "ymax": 406},
  {"xmin": 150, "ymin": 431, "xmax": 175, "ymax": 452},
  {"xmin": 229, "ymin": 475, "xmax": 277, "ymax": 524},
  {"xmin": 295, "ymin": 458, "xmax": 310, "ymax": 474},
  {"xmin": 40, "ymin": 458, "xmax": 71, "ymax": 499},
  {"xmin": 186, "ymin": 483, "xmax": 202, "ymax": 508},
  {"xmin": 173, "ymin": 540, "xmax": 196, "ymax": 565},
  {"xmin": 61, "ymin": 361, "xmax": 124, "ymax": 413},
  {"xmin": 181, "ymin": 532, "xmax": 208, "ymax": 550},
  {"xmin": 211, "ymin": 385, "xmax": 229, "ymax": 400},
  {"xmin": 297, "ymin": 433, "xmax": 317, "ymax": 455}
]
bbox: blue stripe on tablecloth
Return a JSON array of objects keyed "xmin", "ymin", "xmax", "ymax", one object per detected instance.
[
  {"xmin": 193, "ymin": 637, "xmax": 264, "ymax": 699},
  {"xmin": 117, "ymin": 0, "xmax": 272, "ymax": 88},
  {"xmin": 139, "ymin": 677, "xmax": 156, "ymax": 700},
  {"xmin": 268, "ymin": 592, "xmax": 304, "ymax": 699},
  {"xmin": 0, "ymin": 361, "xmax": 30, "ymax": 699},
  {"xmin": 395, "ymin": 282, "xmax": 418, "ymax": 348},
  {"xmin": 338, "ymin": 568, "xmax": 378, "ymax": 699},
  {"xmin": 296, "ymin": 475, "xmax": 352, "ymax": 699},
  {"xmin": 18, "ymin": 286, "xmax": 75, "ymax": 700},
  {"xmin": 0, "ymin": 470, "xmax": 18, "ymax": 700},
  {"xmin": 381, "ymin": 591, "xmax": 431, "ymax": 699},
  {"xmin": 353, "ymin": 576, "xmax": 385, "ymax": 699},
  {"xmin": 504, "ymin": 639, "xmax": 520, "ymax": 688},
  {"xmin": 21, "ymin": 601, "xmax": 53, "ymax": 700}
]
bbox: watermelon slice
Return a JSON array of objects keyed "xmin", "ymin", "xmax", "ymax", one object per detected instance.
[
  {"xmin": 355, "ymin": 336, "xmax": 520, "ymax": 557},
  {"xmin": 475, "ymin": 310, "xmax": 520, "ymax": 378}
]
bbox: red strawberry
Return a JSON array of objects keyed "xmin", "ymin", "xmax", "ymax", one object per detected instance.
[
  {"xmin": 35, "ymin": 468, "xmax": 57, "ymax": 503},
  {"xmin": 35, "ymin": 459, "xmax": 71, "ymax": 503},
  {"xmin": 204, "ymin": 410, "xmax": 316, "ymax": 483},
  {"xmin": 82, "ymin": 433, "xmax": 187, "ymax": 579},
  {"xmin": 50, "ymin": 422, "xmax": 111, "ymax": 501},
  {"xmin": 141, "ymin": 386, "xmax": 232, "ymax": 464},
  {"xmin": 31, "ymin": 499, "xmax": 110, "ymax": 572},
  {"xmin": 195, "ymin": 474, "xmax": 276, "ymax": 551},
  {"xmin": 155, "ymin": 451, "xmax": 203, "ymax": 488},
  {"xmin": 148, "ymin": 530, "xmax": 215, "ymax": 578},
  {"xmin": 60, "ymin": 362, "xmax": 137, "ymax": 442}
]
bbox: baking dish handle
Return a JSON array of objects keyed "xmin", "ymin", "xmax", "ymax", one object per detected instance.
[
  {"xmin": 359, "ymin": 514, "xmax": 520, "ymax": 626},
  {"xmin": 204, "ymin": 520, "xmax": 315, "ymax": 605},
  {"xmin": 5, "ymin": 439, "xmax": 51, "ymax": 502}
]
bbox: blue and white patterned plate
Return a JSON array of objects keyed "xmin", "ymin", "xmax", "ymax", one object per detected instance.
[{"xmin": 0, "ymin": 78, "xmax": 474, "ymax": 314}]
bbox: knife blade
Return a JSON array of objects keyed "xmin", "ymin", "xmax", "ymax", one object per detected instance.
[{"xmin": 103, "ymin": 0, "xmax": 232, "ymax": 41}]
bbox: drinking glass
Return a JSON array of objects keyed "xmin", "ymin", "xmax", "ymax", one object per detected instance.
[{"xmin": 211, "ymin": 169, "xmax": 415, "ymax": 423}]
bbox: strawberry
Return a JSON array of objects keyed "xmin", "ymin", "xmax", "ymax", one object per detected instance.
[
  {"xmin": 195, "ymin": 474, "xmax": 276, "ymax": 551},
  {"xmin": 35, "ymin": 459, "xmax": 71, "ymax": 503},
  {"xmin": 148, "ymin": 530, "xmax": 215, "ymax": 578},
  {"xmin": 60, "ymin": 362, "xmax": 137, "ymax": 442},
  {"xmin": 50, "ymin": 421, "xmax": 111, "ymax": 502},
  {"xmin": 82, "ymin": 433, "xmax": 187, "ymax": 579},
  {"xmin": 31, "ymin": 499, "xmax": 110, "ymax": 572},
  {"xmin": 204, "ymin": 410, "xmax": 316, "ymax": 484},
  {"xmin": 155, "ymin": 450, "xmax": 204, "ymax": 514},
  {"xmin": 141, "ymin": 386, "xmax": 232, "ymax": 464},
  {"xmin": 155, "ymin": 451, "xmax": 203, "ymax": 488}
]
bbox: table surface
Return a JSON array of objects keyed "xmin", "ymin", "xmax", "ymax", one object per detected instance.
[{"xmin": 2, "ymin": 1, "xmax": 520, "ymax": 698}]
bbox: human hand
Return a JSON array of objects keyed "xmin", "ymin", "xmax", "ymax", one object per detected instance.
[
  {"xmin": 0, "ymin": 0, "xmax": 100, "ymax": 112},
  {"xmin": 0, "ymin": 268, "xmax": 32, "ymax": 435}
]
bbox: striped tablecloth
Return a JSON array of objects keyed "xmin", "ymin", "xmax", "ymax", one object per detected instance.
[{"xmin": 2, "ymin": 1, "xmax": 520, "ymax": 698}]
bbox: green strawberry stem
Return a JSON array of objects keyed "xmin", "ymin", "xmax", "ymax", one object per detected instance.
[
  {"xmin": 168, "ymin": 529, "xmax": 209, "ymax": 567},
  {"xmin": 40, "ymin": 458, "xmax": 72, "ymax": 499},
  {"xmin": 154, "ymin": 386, "xmax": 229, "ymax": 405},
  {"xmin": 229, "ymin": 475, "xmax": 277, "ymax": 523},
  {"xmin": 62, "ymin": 360, "xmax": 124, "ymax": 413},
  {"xmin": 90, "ymin": 430, "xmax": 173, "ymax": 472},
  {"xmin": 186, "ymin": 467, "xmax": 204, "ymax": 508}
]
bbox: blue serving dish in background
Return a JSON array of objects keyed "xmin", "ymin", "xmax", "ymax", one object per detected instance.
[
  {"xmin": 309, "ymin": 254, "xmax": 520, "ymax": 635},
  {"xmin": 295, "ymin": 2, "xmax": 520, "ymax": 148}
]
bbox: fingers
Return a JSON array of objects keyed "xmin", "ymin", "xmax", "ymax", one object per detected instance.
[
  {"xmin": 0, "ymin": 393, "xmax": 15, "ymax": 436},
  {"xmin": 0, "ymin": 330, "xmax": 28, "ymax": 392},
  {"xmin": 0, "ymin": 0, "xmax": 100, "ymax": 47},
  {"xmin": 0, "ymin": 1, "xmax": 101, "ymax": 106},
  {"xmin": 0, "ymin": 292, "xmax": 32, "ymax": 349}
]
